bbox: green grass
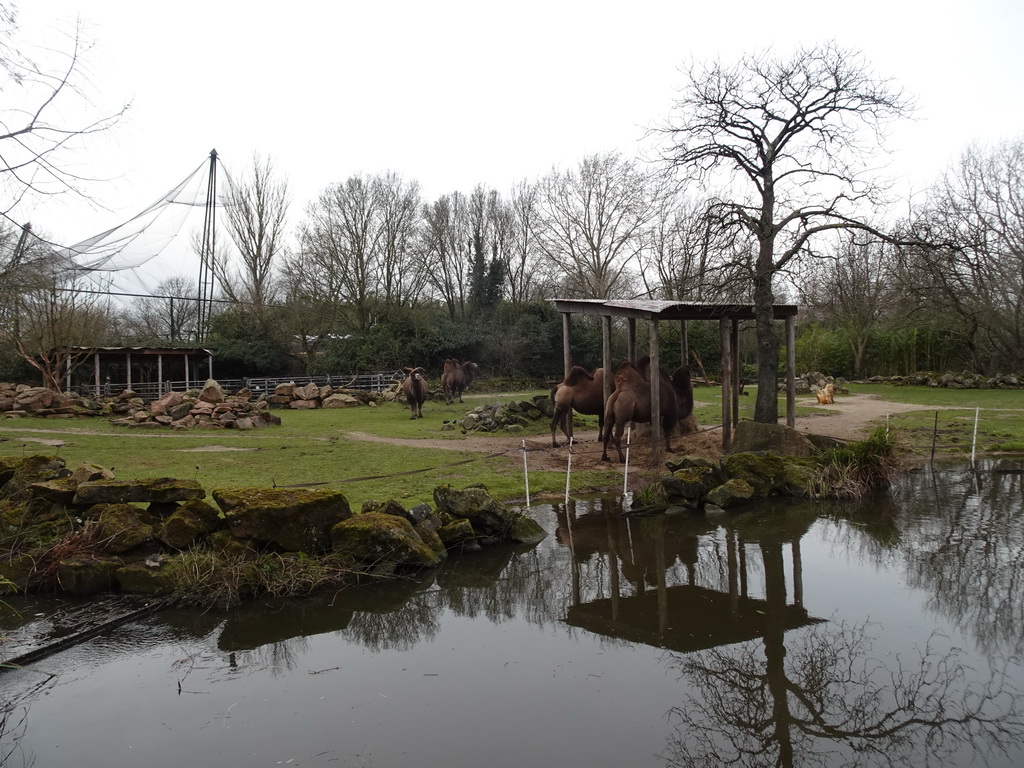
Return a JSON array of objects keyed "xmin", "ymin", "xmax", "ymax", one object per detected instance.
[{"xmin": 0, "ymin": 392, "xmax": 614, "ymax": 509}]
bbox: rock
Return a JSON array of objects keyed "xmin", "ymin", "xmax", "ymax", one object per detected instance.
[
  {"xmin": 705, "ymin": 478, "xmax": 755, "ymax": 508},
  {"xmin": 57, "ymin": 555, "xmax": 122, "ymax": 595},
  {"xmin": 198, "ymin": 379, "xmax": 225, "ymax": 404},
  {"xmin": 73, "ymin": 477, "xmax": 206, "ymax": 505},
  {"xmin": 323, "ymin": 393, "xmax": 361, "ymax": 408},
  {"xmin": 157, "ymin": 498, "xmax": 223, "ymax": 549},
  {"xmin": 214, "ymin": 487, "xmax": 352, "ymax": 553},
  {"xmin": 331, "ymin": 511, "xmax": 445, "ymax": 571},
  {"xmin": 95, "ymin": 503, "xmax": 159, "ymax": 553},
  {"xmin": 721, "ymin": 452, "xmax": 792, "ymax": 497},
  {"xmin": 116, "ymin": 563, "xmax": 174, "ymax": 595},
  {"xmin": 432, "ymin": 485, "xmax": 546, "ymax": 542},
  {"xmin": 149, "ymin": 390, "xmax": 185, "ymax": 416},
  {"xmin": 0, "ymin": 455, "xmax": 69, "ymax": 503},
  {"xmin": 436, "ymin": 519, "xmax": 478, "ymax": 547},
  {"xmin": 294, "ymin": 382, "xmax": 320, "ymax": 401},
  {"xmin": 730, "ymin": 421, "xmax": 817, "ymax": 457}
]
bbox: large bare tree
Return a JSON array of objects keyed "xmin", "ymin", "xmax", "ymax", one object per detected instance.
[
  {"xmin": 537, "ymin": 152, "xmax": 659, "ymax": 299},
  {"xmin": 661, "ymin": 43, "xmax": 912, "ymax": 422},
  {"xmin": 420, "ymin": 191, "xmax": 471, "ymax": 319}
]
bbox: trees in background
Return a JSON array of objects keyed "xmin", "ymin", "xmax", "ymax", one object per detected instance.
[{"xmin": 661, "ymin": 42, "xmax": 913, "ymax": 421}]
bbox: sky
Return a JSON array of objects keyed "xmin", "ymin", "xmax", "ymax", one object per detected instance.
[{"xmin": 8, "ymin": 0, "xmax": 1024, "ymax": 295}]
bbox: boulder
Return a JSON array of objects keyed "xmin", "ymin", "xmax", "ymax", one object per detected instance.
[
  {"xmin": 157, "ymin": 498, "xmax": 223, "ymax": 549},
  {"xmin": 116, "ymin": 562, "xmax": 175, "ymax": 595},
  {"xmin": 0, "ymin": 455, "xmax": 69, "ymax": 502},
  {"xmin": 197, "ymin": 379, "xmax": 225, "ymax": 404},
  {"xmin": 95, "ymin": 503, "xmax": 159, "ymax": 553},
  {"xmin": 433, "ymin": 485, "xmax": 547, "ymax": 543},
  {"xmin": 150, "ymin": 390, "xmax": 185, "ymax": 416},
  {"xmin": 323, "ymin": 393, "xmax": 361, "ymax": 408},
  {"xmin": 73, "ymin": 477, "xmax": 206, "ymax": 506},
  {"xmin": 57, "ymin": 555, "xmax": 122, "ymax": 595},
  {"xmin": 705, "ymin": 478, "xmax": 756, "ymax": 508},
  {"xmin": 214, "ymin": 487, "xmax": 352, "ymax": 553},
  {"xmin": 330, "ymin": 511, "xmax": 445, "ymax": 571},
  {"xmin": 730, "ymin": 421, "xmax": 817, "ymax": 458}
]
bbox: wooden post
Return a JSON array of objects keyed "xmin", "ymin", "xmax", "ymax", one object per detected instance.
[
  {"xmin": 650, "ymin": 318, "xmax": 662, "ymax": 466},
  {"xmin": 680, "ymin": 319, "xmax": 689, "ymax": 368},
  {"xmin": 627, "ymin": 317, "xmax": 637, "ymax": 364},
  {"xmin": 786, "ymin": 314, "xmax": 796, "ymax": 427},
  {"xmin": 126, "ymin": 352, "xmax": 132, "ymax": 391},
  {"xmin": 562, "ymin": 312, "xmax": 572, "ymax": 379},
  {"xmin": 601, "ymin": 315, "xmax": 613, "ymax": 409},
  {"xmin": 731, "ymin": 318, "xmax": 740, "ymax": 428},
  {"xmin": 93, "ymin": 352, "xmax": 101, "ymax": 398},
  {"xmin": 720, "ymin": 318, "xmax": 731, "ymax": 452},
  {"xmin": 158, "ymin": 354, "xmax": 164, "ymax": 394},
  {"xmin": 207, "ymin": 353, "xmax": 213, "ymax": 381}
]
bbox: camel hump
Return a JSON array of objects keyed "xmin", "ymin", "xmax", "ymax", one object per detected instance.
[{"xmin": 563, "ymin": 366, "xmax": 595, "ymax": 386}]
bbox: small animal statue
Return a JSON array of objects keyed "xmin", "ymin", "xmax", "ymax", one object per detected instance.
[
  {"xmin": 816, "ymin": 382, "xmax": 835, "ymax": 405},
  {"xmin": 402, "ymin": 366, "xmax": 428, "ymax": 419},
  {"xmin": 549, "ymin": 365, "xmax": 606, "ymax": 447}
]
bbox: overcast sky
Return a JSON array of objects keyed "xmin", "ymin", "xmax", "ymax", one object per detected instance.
[{"xmin": 10, "ymin": 0, "xmax": 1024, "ymax": 285}]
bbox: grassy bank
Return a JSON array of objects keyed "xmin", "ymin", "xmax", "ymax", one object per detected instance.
[{"xmin": 1, "ymin": 383, "xmax": 1020, "ymax": 508}]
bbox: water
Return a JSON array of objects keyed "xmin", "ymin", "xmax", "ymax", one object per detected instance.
[{"xmin": 3, "ymin": 461, "xmax": 1024, "ymax": 767}]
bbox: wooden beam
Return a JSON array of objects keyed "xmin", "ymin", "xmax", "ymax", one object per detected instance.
[
  {"xmin": 650, "ymin": 318, "xmax": 662, "ymax": 466},
  {"xmin": 720, "ymin": 318, "xmax": 731, "ymax": 452},
  {"xmin": 601, "ymin": 315, "xmax": 613, "ymax": 409},
  {"xmin": 627, "ymin": 317, "xmax": 636, "ymax": 363},
  {"xmin": 562, "ymin": 312, "xmax": 572, "ymax": 379},
  {"xmin": 786, "ymin": 314, "xmax": 796, "ymax": 428}
]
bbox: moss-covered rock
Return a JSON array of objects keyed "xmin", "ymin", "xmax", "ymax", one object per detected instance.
[
  {"xmin": 95, "ymin": 503, "xmax": 158, "ymax": 554},
  {"xmin": 506, "ymin": 514, "xmax": 547, "ymax": 544},
  {"xmin": 0, "ymin": 455, "xmax": 68, "ymax": 503},
  {"xmin": 730, "ymin": 421, "xmax": 817, "ymax": 457},
  {"xmin": 721, "ymin": 452, "xmax": 792, "ymax": 497},
  {"xmin": 157, "ymin": 498, "xmax": 223, "ymax": 550},
  {"xmin": 116, "ymin": 562, "xmax": 175, "ymax": 595},
  {"xmin": 214, "ymin": 487, "xmax": 352, "ymax": 553},
  {"xmin": 331, "ymin": 511, "xmax": 445, "ymax": 571},
  {"xmin": 73, "ymin": 477, "xmax": 206, "ymax": 506},
  {"xmin": 705, "ymin": 478, "xmax": 756, "ymax": 508},
  {"xmin": 436, "ymin": 518, "xmax": 478, "ymax": 547},
  {"xmin": 0, "ymin": 552, "xmax": 35, "ymax": 592},
  {"xmin": 57, "ymin": 555, "xmax": 122, "ymax": 595}
]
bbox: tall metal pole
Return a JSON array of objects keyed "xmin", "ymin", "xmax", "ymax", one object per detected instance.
[{"xmin": 196, "ymin": 149, "xmax": 219, "ymax": 343}]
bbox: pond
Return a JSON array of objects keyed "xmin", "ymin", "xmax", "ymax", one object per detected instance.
[{"xmin": 3, "ymin": 461, "xmax": 1024, "ymax": 768}]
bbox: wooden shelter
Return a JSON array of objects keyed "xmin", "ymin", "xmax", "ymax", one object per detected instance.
[
  {"xmin": 59, "ymin": 346, "xmax": 214, "ymax": 398},
  {"xmin": 552, "ymin": 299, "xmax": 799, "ymax": 456}
]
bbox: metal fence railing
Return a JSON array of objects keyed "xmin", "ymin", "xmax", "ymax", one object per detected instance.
[{"xmin": 73, "ymin": 371, "xmax": 403, "ymax": 401}]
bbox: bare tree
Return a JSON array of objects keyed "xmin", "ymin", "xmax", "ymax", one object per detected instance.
[
  {"xmin": 0, "ymin": 5, "xmax": 129, "ymax": 218},
  {"xmin": 799, "ymin": 234, "xmax": 900, "ymax": 376},
  {"xmin": 910, "ymin": 138, "xmax": 1024, "ymax": 373},
  {"xmin": 219, "ymin": 154, "xmax": 289, "ymax": 316},
  {"xmin": 420, "ymin": 191, "xmax": 471, "ymax": 319},
  {"xmin": 119, "ymin": 276, "xmax": 200, "ymax": 344},
  {"xmin": 537, "ymin": 152, "xmax": 659, "ymax": 299},
  {"xmin": 661, "ymin": 43, "xmax": 912, "ymax": 422},
  {"xmin": 0, "ymin": 228, "xmax": 113, "ymax": 389},
  {"xmin": 504, "ymin": 179, "xmax": 547, "ymax": 305}
]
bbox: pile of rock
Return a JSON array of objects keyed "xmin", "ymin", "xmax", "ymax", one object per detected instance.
[
  {"xmin": 782, "ymin": 371, "xmax": 850, "ymax": 395},
  {"xmin": 866, "ymin": 371, "xmax": 1022, "ymax": 389},
  {"xmin": 0, "ymin": 383, "xmax": 102, "ymax": 418},
  {"xmin": 267, "ymin": 381, "xmax": 385, "ymax": 409},
  {"xmin": 112, "ymin": 380, "xmax": 281, "ymax": 430},
  {"xmin": 446, "ymin": 394, "xmax": 554, "ymax": 433},
  {"xmin": 0, "ymin": 453, "xmax": 547, "ymax": 600}
]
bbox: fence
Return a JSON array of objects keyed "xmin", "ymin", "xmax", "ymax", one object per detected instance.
[{"xmin": 74, "ymin": 371, "xmax": 404, "ymax": 401}]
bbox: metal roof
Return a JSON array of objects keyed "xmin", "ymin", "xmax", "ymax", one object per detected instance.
[
  {"xmin": 61, "ymin": 346, "xmax": 214, "ymax": 356},
  {"xmin": 552, "ymin": 298, "xmax": 798, "ymax": 321}
]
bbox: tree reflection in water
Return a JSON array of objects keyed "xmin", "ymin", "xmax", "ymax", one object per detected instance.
[{"xmin": 661, "ymin": 539, "xmax": 1024, "ymax": 768}]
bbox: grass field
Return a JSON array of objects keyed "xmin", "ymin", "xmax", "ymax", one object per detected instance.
[{"xmin": 1, "ymin": 383, "xmax": 1021, "ymax": 508}]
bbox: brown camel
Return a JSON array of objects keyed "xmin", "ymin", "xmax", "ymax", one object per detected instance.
[
  {"xmin": 601, "ymin": 357, "xmax": 694, "ymax": 463},
  {"xmin": 549, "ymin": 365, "xmax": 606, "ymax": 447},
  {"xmin": 402, "ymin": 366, "xmax": 428, "ymax": 419},
  {"xmin": 441, "ymin": 359, "xmax": 478, "ymax": 404}
]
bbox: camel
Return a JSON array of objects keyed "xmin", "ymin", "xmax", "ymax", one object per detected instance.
[
  {"xmin": 402, "ymin": 366, "xmax": 428, "ymax": 419},
  {"xmin": 441, "ymin": 359, "xmax": 478, "ymax": 404},
  {"xmin": 549, "ymin": 365, "xmax": 606, "ymax": 447},
  {"xmin": 601, "ymin": 357, "xmax": 694, "ymax": 463}
]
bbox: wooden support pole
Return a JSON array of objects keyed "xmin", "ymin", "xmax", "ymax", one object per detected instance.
[
  {"xmin": 731, "ymin": 318, "xmax": 740, "ymax": 428},
  {"xmin": 650, "ymin": 318, "xmax": 662, "ymax": 466},
  {"xmin": 601, "ymin": 315, "xmax": 613, "ymax": 409},
  {"xmin": 786, "ymin": 314, "xmax": 796, "ymax": 427},
  {"xmin": 627, "ymin": 318, "xmax": 637, "ymax": 364},
  {"xmin": 720, "ymin": 318, "xmax": 732, "ymax": 452},
  {"xmin": 562, "ymin": 312, "xmax": 572, "ymax": 379}
]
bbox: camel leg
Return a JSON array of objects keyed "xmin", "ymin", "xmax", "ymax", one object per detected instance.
[{"xmin": 550, "ymin": 406, "xmax": 568, "ymax": 447}]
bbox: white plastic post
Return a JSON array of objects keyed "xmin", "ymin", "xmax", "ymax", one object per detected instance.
[
  {"xmin": 623, "ymin": 425, "xmax": 631, "ymax": 496},
  {"xmin": 971, "ymin": 407, "xmax": 980, "ymax": 465},
  {"xmin": 564, "ymin": 436, "xmax": 574, "ymax": 505},
  {"xmin": 522, "ymin": 439, "xmax": 530, "ymax": 509}
]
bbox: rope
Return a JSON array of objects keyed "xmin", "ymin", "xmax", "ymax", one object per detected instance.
[{"xmin": 277, "ymin": 451, "xmax": 508, "ymax": 488}]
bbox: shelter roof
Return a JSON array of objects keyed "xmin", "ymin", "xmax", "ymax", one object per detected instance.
[
  {"xmin": 552, "ymin": 298, "xmax": 798, "ymax": 321},
  {"xmin": 59, "ymin": 346, "xmax": 213, "ymax": 356}
]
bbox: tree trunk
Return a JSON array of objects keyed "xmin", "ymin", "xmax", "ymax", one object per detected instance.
[{"xmin": 753, "ymin": 246, "xmax": 780, "ymax": 423}]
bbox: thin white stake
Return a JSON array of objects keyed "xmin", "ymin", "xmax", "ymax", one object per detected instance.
[
  {"xmin": 971, "ymin": 406, "xmax": 980, "ymax": 466},
  {"xmin": 564, "ymin": 436, "xmax": 574, "ymax": 505},
  {"xmin": 521, "ymin": 439, "xmax": 530, "ymax": 509},
  {"xmin": 623, "ymin": 425, "xmax": 632, "ymax": 496}
]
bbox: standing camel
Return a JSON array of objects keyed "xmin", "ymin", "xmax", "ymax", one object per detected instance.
[
  {"xmin": 549, "ymin": 366, "xmax": 606, "ymax": 447},
  {"xmin": 601, "ymin": 358, "xmax": 694, "ymax": 462},
  {"xmin": 402, "ymin": 366, "xmax": 428, "ymax": 419},
  {"xmin": 441, "ymin": 359, "xmax": 477, "ymax": 404}
]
